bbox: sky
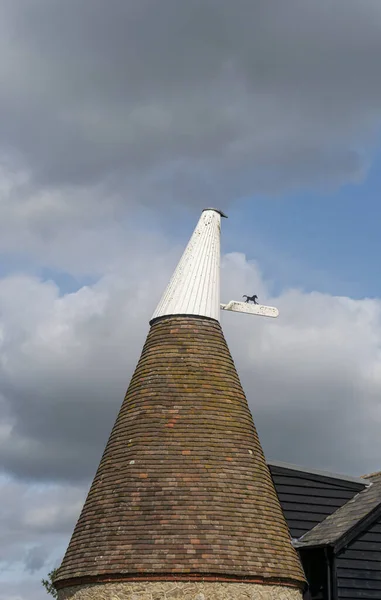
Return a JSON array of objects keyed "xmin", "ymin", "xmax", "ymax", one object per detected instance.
[{"xmin": 1, "ymin": 1, "xmax": 381, "ymax": 598}]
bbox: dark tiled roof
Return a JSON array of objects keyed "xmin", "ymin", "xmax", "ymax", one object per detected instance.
[
  {"xmin": 296, "ymin": 472, "xmax": 381, "ymax": 548},
  {"xmin": 55, "ymin": 316, "xmax": 304, "ymax": 588},
  {"xmin": 268, "ymin": 459, "xmax": 369, "ymax": 487}
]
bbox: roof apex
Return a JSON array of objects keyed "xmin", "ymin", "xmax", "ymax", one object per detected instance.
[
  {"xmin": 150, "ymin": 209, "xmax": 225, "ymax": 324},
  {"xmin": 202, "ymin": 207, "xmax": 228, "ymax": 218}
]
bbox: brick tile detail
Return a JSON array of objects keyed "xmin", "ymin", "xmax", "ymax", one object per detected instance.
[{"xmin": 55, "ymin": 317, "xmax": 305, "ymax": 588}]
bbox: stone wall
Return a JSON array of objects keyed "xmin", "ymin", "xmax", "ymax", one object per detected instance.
[{"xmin": 58, "ymin": 581, "xmax": 303, "ymax": 600}]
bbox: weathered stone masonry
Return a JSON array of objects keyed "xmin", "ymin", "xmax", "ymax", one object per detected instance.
[{"xmin": 58, "ymin": 581, "xmax": 302, "ymax": 600}]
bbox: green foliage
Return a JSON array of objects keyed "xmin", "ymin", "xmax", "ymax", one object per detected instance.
[{"xmin": 41, "ymin": 568, "xmax": 58, "ymax": 598}]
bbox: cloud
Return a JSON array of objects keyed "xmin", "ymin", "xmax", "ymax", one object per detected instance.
[
  {"xmin": 1, "ymin": 0, "xmax": 381, "ymax": 207},
  {"xmin": 24, "ymin": 546, "xmax": 49, "ymax": 574},
  {"xmin": 221, "ymin": 253, "xmax": 381, "ymax": 475},
  {"xmin": 0, "ymin": 586, "xmax": 42, "ymax": 600},
  {"xmin": 0, "ymin": 250, "xmax": 175, "ymax": 480},
  {"xmin": 0, "ymin": 475, "xmax": 84, "ymax": 581},
  {"xmin": 2, "ymin": 1, "xmax": 381, "ymax": 275},
  {"xmin": 0, "ymin": 162, "xmax": 181, "ymax": 275},
  {"xmin": 0, "ymin": 246, "xmax": 381, "ymax": 487}
]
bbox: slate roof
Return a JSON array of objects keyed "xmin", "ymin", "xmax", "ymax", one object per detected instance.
[
  {"xmin": 296, "ymin": 472, "xmax": 381, "ymax": 549},
  {"xmin": 55, "ymin": 316, "xmax": 305, "ymax": 589},
  {"xmin": 268, "ymin": 459, "xmax": 369, "ymax": 487}
]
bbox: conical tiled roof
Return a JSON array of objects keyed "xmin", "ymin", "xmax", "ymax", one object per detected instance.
[{"xmin": 55, "ymin": 209, "xmax": 305, "ymax": 594}]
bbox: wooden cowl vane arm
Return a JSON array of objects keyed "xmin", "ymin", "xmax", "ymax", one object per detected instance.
[{"xmin": 220, "ymin": 300, "xmax": 279, "ymax": 319}]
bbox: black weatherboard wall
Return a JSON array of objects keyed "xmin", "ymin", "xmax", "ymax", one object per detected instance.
[
  {"xmin": 336, "ymin": 515, "xmax": 381, "ymax": 600},
  {"xmin": 268, "ymin": 461, "xmax": 367, "ymax": 539},
  {"xmin": 271, "ymin": 465, "xmax": 381, "ymax": 600}
]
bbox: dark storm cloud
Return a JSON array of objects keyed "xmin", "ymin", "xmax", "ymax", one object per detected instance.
[{"xmin": 1, "ymin": 0, "xmax": 381, "ymax": 200}]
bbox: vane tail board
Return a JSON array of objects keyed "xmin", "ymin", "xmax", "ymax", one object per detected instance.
[{"xmin": 221, "ymin": 301, "xmax": 279, "ymax": 318}]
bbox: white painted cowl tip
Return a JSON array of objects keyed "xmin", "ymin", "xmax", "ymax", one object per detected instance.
[{"xmin": 150, "ymin": 208, "xmax": 226, "ymax": 324}]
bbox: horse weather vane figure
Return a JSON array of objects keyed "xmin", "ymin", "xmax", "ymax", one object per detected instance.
[{"xmin": 243, "ymin": 294, "xmax": 258, "ymax": 305}]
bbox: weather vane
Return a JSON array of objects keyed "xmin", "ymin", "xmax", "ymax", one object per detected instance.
[{"xmin": 220, "ymin": 293, "xmax": 279, "ymax": 318}]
